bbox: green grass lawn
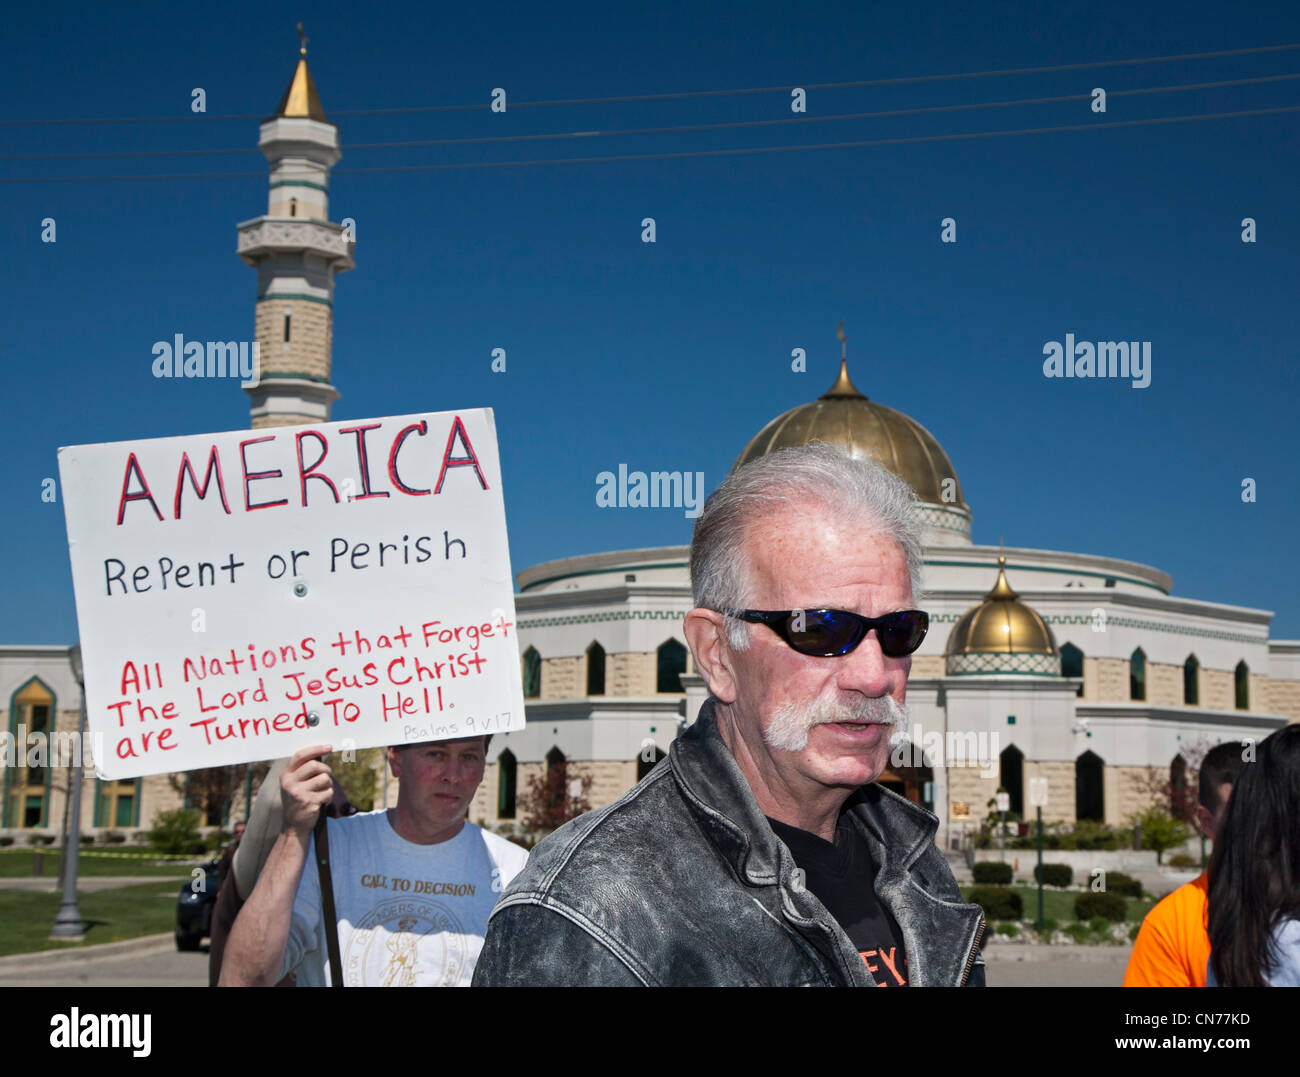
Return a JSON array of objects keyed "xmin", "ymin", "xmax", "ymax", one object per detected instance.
[
  {"xmin": 0, "ymin": 850, "xmax": 199, "ymax": 878},
  {"xmin": 0, "ymin": 882, "xmax": 181, "ymax": 957},
  {"xmin": 962, "ymin": 885, "xmax": 1158, "ymax": 924}
]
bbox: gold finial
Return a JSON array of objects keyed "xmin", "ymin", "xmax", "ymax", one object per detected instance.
[
  {"xmin": 297, "ymin": 21, "xmax": 308, "ymax": 57},
  {"xmin": 836, "ymin": 320, "xmax": 847, "ymax": 361}
]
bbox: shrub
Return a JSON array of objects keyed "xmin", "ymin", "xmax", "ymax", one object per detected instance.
[
  {"xmin": 968, "ymin": 886, "xmax": 1023, "ymax": 921},
  {"xmin": 1088, "ymin": 915, "xmax": 1112, "ymax": 934},
  {"xmin": 1074, "ymin": 891, "xmax": 1127, "ymax": 922},
  {"xmin": 79, "ymin": 833, "xmax": 94, "ymax": 844},
  {"xmin": 995, "ymin": 922, "xmax": 1020, "ymax": 938},
  {"xmin": 1102, "ymin": 871, "xmax": 1143, "ymax": 898},
  {"xmin": 1065, "ymin": 923, "xmax": 1092, "ymax": 944},
  {"xmin": 1035, "ymin": 917, "xmax": 1060, "ymax": 937},
  {"xmin": 1034, "ymin": 863, "xmax": 1073, "ymax": 887},
  {"xmin": 1129, "ymin": 924, "xmax": 1142, "ymax": 941},
  {"xmin": 147, "ymin": 809, "xmax": 203, "ymax": 855},
  {"xmin": 1168, "ymin": 853, "xmax": 1197, "ymax": 868},
  {"xmin": 1072, "ymin": 820, "xmax": 1122, "ymax": 850},
  {"xmin": 0, "ymin": 835, "xmax": 12, "ymax": 846},
  {"xmin": 27, "ymin": 832, "xmax": 54, "ymax": 846},
  {"xmin": 103, "ymin": 830, "xmax": 126, "ymax": 844},
  {"xmin": 973, "ymin": 862, "xmax": 1013, "ymax": 885}
]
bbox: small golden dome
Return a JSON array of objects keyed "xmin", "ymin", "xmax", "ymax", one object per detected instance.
[
  {"xmin": 946, "ymin": 557, "xmax": 1057, "ymax": 655},
  {"xmin": 732, "ymin": 354, "xmax": 968, "ymax": 511}
]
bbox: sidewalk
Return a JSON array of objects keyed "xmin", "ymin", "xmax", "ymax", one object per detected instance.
[{"xmin": 0, "ymin": 932, "xmax": 177, "ymax": 976}]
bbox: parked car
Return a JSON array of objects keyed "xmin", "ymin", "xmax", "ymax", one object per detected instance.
[{"xmin": 175, "ymin": 859, "xmax": 220, "ymax": 952}]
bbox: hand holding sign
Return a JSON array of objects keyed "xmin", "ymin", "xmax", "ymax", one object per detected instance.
[
  {"xmin": 59, "ymin": 408, "xmax": 526, "ymax": 780},
  {"xmin": 282, "ymin": 745, "xmax": 335, "ymax": 836}
]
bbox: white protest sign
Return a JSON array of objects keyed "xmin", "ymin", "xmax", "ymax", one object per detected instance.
[
  {"xmin": 1028, "ymin": 777, "xmax": 1049, "ymax": 807},
  {"xmin": 58, "ymin": 408, "xmax": 525, "ymax": 779}
]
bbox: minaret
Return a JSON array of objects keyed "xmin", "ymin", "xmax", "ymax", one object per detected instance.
[{"xmin": 237, "ymin": 26, "xmax": 354, "ymax": 428}]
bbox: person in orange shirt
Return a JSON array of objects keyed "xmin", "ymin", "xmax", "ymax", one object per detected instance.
[{"xmin": 1123, "ymin": 741, "xmax": 1245, "ymax": 987}]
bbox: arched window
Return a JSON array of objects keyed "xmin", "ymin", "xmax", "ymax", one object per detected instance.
[
  {"xmin": 1235, "ymin": 661, "xmax": 1249, "ymax": 710},
  {"xmin": 1060, "ymin": 642, "xmax": 1084, "ymax": 697},
  {"xmin": 521, "ymin": 647, "xmax": 541, "ymax": 699},
  {"xmin": 1130, "ymin": 648, "xmax": 1146, "ymax": 701},
  {"xmin": 656, "ymin": 639, "xmax": 687, "ymax": 694},
  {"xmin": 546, "ymin": 746, "xmax": 566, "ymax": 785},
  {"xmin": 4, "ymin": 678, "xmax": 55, "ymax": 829},
  {"xmin": 1183, "ymin": 655, "xmax": 1199, "ymax": 705},
  {"xmin": 283, "ymin": 311, "xmax": 292, "ymax": 342},
  {"xmin": 586, "ymin": 642, "xmax": 605, "ymax": 696},
  {"xmin": 289, "ymin": 197, "xmax": 298, "ymax": 217},
  {"xmin": 1170, "ymin": 754, "xmax": 1191, "ymax": 820},
  {"xmin": 1000, "ymin": 744, "xmax": 1024, "ymax": 816},
  {"xmin": 1076, "ymin": 750, "xmax": 1105, "ymax": 822},
  {"xmin": 497, "ymin": 749, "xmax": 517, "ymax": 819},
  {"xmin": 637, "ymin": 744, "xmax": 666, "ymax": 782}
]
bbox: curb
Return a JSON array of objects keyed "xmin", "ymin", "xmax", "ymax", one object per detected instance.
[
  {"xmin": 983, "ymin": 942, "xmax": 1133, "ymax": 963},
  {"xmin": 0, "ymin": 932, "xmax": 177, "ymax": 973}
]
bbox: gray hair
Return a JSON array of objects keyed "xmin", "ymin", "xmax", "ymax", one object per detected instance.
[{"xmin": 689, "ymin": 443, "xmax": 924, "ymax": 650}]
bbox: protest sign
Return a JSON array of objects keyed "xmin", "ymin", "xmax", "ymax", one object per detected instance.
[{"xmin": 58, "ymin": 409, "xmax": 525, "ymax": 780}]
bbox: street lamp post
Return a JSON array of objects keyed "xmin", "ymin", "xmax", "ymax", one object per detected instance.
[{"xmin": 50, "ymin": 644, "xmax": 88, "ymax": 941}]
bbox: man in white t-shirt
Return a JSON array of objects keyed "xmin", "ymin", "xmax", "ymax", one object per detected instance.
[{"xmin": 220, "ymin": 736, "xmax": 528, "ymax": 987}]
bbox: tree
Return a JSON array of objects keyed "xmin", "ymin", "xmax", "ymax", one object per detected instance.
[
  {"xmin": 332, "ymin": 747, "xmax": 383, "ymax": 812},
  {"xmin": 518, "ymin": 759, "xmax": 593, "ymax": 838},
  {"xmin": 167, "ymin": 761, "xmax": 270, "ymax": 828},
  {"xmin": 1131, "ymin": 805, "xmax": 1191, "ymax": 865},
  {"xmin": 1130, "ymin": 738, "xmax": 1211, "ymax": 825}
]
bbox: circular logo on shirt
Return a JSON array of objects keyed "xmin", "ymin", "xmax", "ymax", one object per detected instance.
[{"xmin": 343, "ymin": 898, "xmax": 467, "ymax": 986}]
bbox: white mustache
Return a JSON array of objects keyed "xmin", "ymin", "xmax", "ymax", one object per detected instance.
[{"xmin": 764, "ymin": 694, "xmax": 909, "ymax": 752}]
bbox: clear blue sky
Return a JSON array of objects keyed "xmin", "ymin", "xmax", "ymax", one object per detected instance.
[{"xmin": 3, "ymin": 0, "xmax": 1297, "ymax": 643}]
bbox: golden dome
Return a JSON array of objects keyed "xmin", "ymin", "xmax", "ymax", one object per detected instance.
[
  {"xmin": 732, "ymin": 356, "xmax": 969, "ymax": 511},
  {"xmin": 946, "ymin": 558, "xmax": 1057, "ymax": 655}
]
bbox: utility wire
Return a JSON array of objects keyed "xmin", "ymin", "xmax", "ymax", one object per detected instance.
[
  {"xmin": 4, "ymin": 71, "xmax": 1296, "ymax": 163},
  {"xmin": 3, "ymin": 104, "xmax": 1294, "ymax": 184},
  {"xmin": 0, "ymin": 41, "xmax": 1296, "ymax": 128}
]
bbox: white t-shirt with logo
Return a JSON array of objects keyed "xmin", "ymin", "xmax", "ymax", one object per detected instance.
[{"xmin": 280, "ymin": 810, "xmax": 529, "ymax": 986}]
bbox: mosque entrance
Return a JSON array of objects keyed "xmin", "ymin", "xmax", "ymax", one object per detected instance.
[{"xmin": 877, "ymin": 761, "xmax": 934, "ymax": 810}]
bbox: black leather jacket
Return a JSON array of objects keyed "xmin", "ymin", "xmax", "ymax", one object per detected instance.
[{"xmin": 473, "ymin": 699, "xmax": 986, "ymax": 986}]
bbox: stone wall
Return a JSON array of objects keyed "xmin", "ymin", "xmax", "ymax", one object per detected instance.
[
  {"xmin": 1105, "ymin": 764, "xmax": 1162, "ymax": 826},
  {"xmin": 540, "ymin": 656, "xmax": 582, "ymax": 700},
  {"xmin": 610, "ymin": 652, "xmax": 655, "ymax": 696},
  {"xmin": 255, "ymin": 298, "xmax": 333, "ymax": 381},
  {"xmin": 1266, "ymin": 678, "xmax": 1300, "ymax": 722},
  {"xmin": 1200, "ymin": 668, "xmax": 1234, "ymax": 711},
  {"xmin": 910, "ymin": 655, "xmax": 944, "ymax": 678},
  {"xmin": 1022, "ymin": 759, "xmax": 1075, "ymax": 824},
  {"xmin": 1146, "ymin": 662, "xmax": 1182, "ymax": 706},
  {"xmin": 947, "ymin": 766, "xmax": 998, "ymax": 823},
  {"xmin": 1092, "ymin": 657, "xmax": 1129, "ymax": 702}
]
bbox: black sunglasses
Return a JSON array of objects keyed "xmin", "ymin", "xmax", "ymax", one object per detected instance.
[{"xmin": 723, "ymin": 608, "xmax": 929, "ymax": 658}]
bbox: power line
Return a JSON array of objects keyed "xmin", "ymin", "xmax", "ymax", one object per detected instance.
[
  {"xmin": 1, "ymin": 41, "xmax": 1296, "ymax": 129},
  {"xmin": 3, "ymin": 103, "xmax": 1294, "ymax": 184},
  {"xmin": 4, "ymin": 71, "xmax": 1297, "ymax": 163}
]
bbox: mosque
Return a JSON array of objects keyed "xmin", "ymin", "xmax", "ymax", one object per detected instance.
[{"xmin": 2, "ymin": 45, "xmax": 1296, "ymax": 849}]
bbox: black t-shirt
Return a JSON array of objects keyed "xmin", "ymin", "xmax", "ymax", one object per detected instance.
[{"xmin": 768, "ymin": 813, "xmax": 909, "ymax": 986}]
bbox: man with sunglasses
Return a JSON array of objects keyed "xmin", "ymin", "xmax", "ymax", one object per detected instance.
[{"xmin": 474, "ymin": 444, "xmax": 986, "ymax": 986}]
